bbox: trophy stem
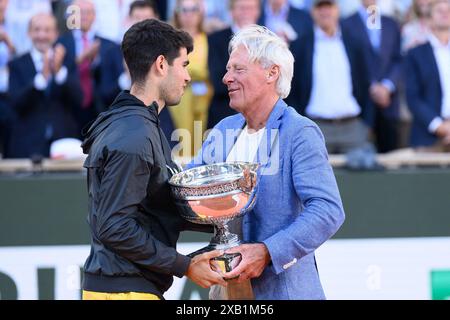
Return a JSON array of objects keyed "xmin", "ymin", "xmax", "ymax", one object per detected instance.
[{"xmin": 210, "ymin": 220, "xmax": 241, "ymax": 250}]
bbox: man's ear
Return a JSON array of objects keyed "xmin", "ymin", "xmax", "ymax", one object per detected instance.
[
  {"xmin": 154, "ymin": 55, "xmax": 167, "ymax": 76},
  {"xmin": 267, "ymin": 65, "xmax": 280, "ymax": 84}
]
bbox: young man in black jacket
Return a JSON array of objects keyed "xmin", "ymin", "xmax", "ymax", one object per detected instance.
[{"xmin": 81, "ymin": 19, "xmax": 227, "ymax": 300}]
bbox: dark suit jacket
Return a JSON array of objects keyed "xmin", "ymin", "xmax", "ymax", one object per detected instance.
[
  {"xmin": 286, "ymin": 25, "xmax": 374, "ymax": 127},
  {"xmin": 98, "ymin": 44, "xmax": 125, "ymax": 107},
  {"xmin": 57, "ymin": 31, "xmax": 120, "ymax": 113},
  {"xmin": 206, "ymin": 27, "xmax": 236, "ymax": 129},
  {"xmin": 342, "ymin": 13, "xmax": 402, "ymax": 119},
  {"xmin": 7, "ymin": 53, "xmax": 81, "ymax": 158},
  {"xmin": 258, "ymin": 5, "xmax": 313, "ymax": 42},
  {"xmin": 405, "ymin": 42, "xmax": 443, "ymax": 147}
]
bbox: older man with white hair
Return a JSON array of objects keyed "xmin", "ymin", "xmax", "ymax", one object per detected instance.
[{"xmin": 190, "ymin": 25, "xmax": 345, "ymax": 300}]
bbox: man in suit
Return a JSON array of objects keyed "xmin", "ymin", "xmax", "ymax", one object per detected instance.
[
  {"xmin": 405, "ymin": 0, "xmax": 450, "ymax": 150},
  {"xmin": 342, "ymin": 0, "xmax": 403, "ymax": 153},
  {"xmin": 7, "ymin": 13, "xmax": 80, "ymax": 158},
  {"xmin": 58, "ymin": 0, "xmax": 121, "ymax": 134},
  {"xmin": 207, "ymin": 0, "xmax": 261, "ymax": 129},
  {"xmin": 258, "ymin": 0, "xmax": 313, "ymax": 43},
  {"xmin": 190, "ymin": 25, "xmax": 345, "ymax": 300},
  {"xmin": 286, "ymin": 0, "xmax": 374, "ymax": 154}
]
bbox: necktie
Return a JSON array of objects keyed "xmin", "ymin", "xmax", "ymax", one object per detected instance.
[{"xmin": 79, "ymin": 33, "xmax": 93, "ymax": 109}]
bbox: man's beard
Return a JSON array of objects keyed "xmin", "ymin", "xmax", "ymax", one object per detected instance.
[{"xmin": 161, "ymin": 83, "xmax": 182, "ymax": 107}]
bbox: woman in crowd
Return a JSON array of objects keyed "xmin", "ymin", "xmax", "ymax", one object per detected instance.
[{"xmin": 171, "ymin": 0, "xmax": 213, "ymax": 157}]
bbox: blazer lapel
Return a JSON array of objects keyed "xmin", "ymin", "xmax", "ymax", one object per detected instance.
[
  {"xmin": 256, "ymin": 99, "xmax": 285, "ymax": 175},
  {"xmin": 424, "ymin": 42, "xmax": 443, "ymax": 99}
]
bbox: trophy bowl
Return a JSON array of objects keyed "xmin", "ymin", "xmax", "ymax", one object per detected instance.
[{"xmin": 169, "ymin": 162, "xmax": 259, "ymax": 273}]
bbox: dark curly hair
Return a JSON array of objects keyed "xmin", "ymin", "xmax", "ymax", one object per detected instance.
[{"xmin": 122, "ymin": 19, "xmax": 193, "ymax": 85}]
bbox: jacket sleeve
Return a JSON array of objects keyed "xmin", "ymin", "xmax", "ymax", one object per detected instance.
[
  {"xmin": 94, "ymin": 150, "xmax": 191, "ymax": 278},
  {"xmin": 405, "ymin": 51, "xmax": 440, "ymax": 128},
  {"xmin": 383, "ymin": 20, "xmax": 403, "ymax": 90},
  {"xmin": 8, "ymin": 61, "xmax": 43, "ymax": 116},
  {"xmin": 263, "ymin": 125, "xmax": 345, "ymax": 275}
]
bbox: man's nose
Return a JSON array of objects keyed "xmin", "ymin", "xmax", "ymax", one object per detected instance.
[
  {"xmin": 185, "ymin": 71, "xmax": 191, "ymax": 83},
  {"xmin": 222, "ymin": 70, "xmax": 231, "ymax": 85}
]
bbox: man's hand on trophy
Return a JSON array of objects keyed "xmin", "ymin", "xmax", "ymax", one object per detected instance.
[
  {"xmin": 222, "ymin": 243, "xmax": 271, "ymax": 284},
  {"xmin": 186, "ymin": 250, "xmax": 229, "ymax": 288}
]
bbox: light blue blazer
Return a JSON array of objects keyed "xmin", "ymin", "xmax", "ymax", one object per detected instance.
[{"xmin": 189, "ymin": 99, "xmax": 345, "ymax": 299}]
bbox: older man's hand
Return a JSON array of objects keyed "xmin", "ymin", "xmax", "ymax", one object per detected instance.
[{"xmin": 223, "ymin": 243, "xmax": 271, "ymax": 284}]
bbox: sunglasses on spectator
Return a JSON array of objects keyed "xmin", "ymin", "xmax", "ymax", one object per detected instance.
[{"xmin": 178, "ymin": 5, "xmax": 201, "ymax": 14}]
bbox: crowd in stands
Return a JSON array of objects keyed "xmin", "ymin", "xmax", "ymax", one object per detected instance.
[{"xmin": 0, "ymin": 0, "xmax": 449, "ymax": 160}]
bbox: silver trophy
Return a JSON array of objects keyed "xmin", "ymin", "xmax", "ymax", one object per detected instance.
[{"xmin": 169, "ymin": 162, "xmax": 259, "ymax": 274}]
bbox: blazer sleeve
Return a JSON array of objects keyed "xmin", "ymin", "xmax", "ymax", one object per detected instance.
[
  {"xmin": 263, "ymin": 125, "xmax": 345, "ymax": 275},
  {"xmin": 383, "ymin": 20, "xmax": 403, "ymax": 89},
  {"xmin": 405, "ymin": 50, "xmax": 440, "ymax": 128}
]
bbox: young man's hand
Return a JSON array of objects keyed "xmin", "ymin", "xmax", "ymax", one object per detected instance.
[{"xmin": 186, "ymin": 250, "xmax": 228, "ymax": 288}]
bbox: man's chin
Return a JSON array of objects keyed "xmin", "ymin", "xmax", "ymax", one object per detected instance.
[{"xmin": 166, "ymin": 98, "xmax": 182, "ymax": 107}]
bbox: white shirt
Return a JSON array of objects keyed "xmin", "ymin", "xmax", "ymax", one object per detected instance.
[
  {"xmin": 226, "ymin": 126, "xmax": 266, "ymax": 163},
  {"xmin": 427, "ymin": 34, "xmax": 450, "ymax": 133},
  {"xmin": 306, "ymin": 27, "xmax": 361, "ymax": 120}
]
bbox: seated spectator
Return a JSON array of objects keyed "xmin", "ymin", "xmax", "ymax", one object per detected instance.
[
  {"xmin": 7, "ymin": 13, "xmax": 81, "ymax": 158},
  {"xmin": 287, "ymin": 0, "xmax": 374, "ymax": 155},
  {"xmin": 405, "ymin": 0, "xmax": 450, "ymax": 151}
]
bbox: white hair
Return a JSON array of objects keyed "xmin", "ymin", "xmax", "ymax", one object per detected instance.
[{"xmin": 228, "ymin": 25, "xmax": 294, "ymax": 99}]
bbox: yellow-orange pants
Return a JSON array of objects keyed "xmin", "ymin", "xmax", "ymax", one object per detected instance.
[{"xmin": 82, "ymin": 290, "xmax": 160, "ymax": 300}]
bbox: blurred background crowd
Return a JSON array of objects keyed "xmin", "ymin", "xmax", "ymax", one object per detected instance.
[{"xmin": 0, "ymin": 0, "xmax": 448, "ymax": 161}]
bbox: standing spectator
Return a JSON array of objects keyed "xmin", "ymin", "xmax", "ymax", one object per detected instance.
[
  {"xmin": 342, "ymin": 0, "xmax": 403, "ymax": 153},
  {"xmin": 5, "ymin": 0, "xmax": 52, "ymax": 55},
  {"xmin": 287, "ymin": 0, "xmax": 374, "ymax": 154},
  {"xmin": 170, "ymin": 0, "xmax": 213, "ymax": 156},
  {"xmin": 7, "ymin": 13, "xmax": 81, "ymax": 158},
  {"xmin": 259, "ymin": 0, "xmax": 313, "ymax": 43},
  {"xmin": 58, "ymin": 0, "xmax": 121, "ymax": 134},
  {"xmin": 402, "ymin": 0, "xmax": 432, "ymax": 52},
  {"xmin": 207, "ymin": 0, "xmax": 261, "ymax": 129},
  {"xmin": 405, "ymin": 0, "xmax": 450, "ymax": 150}
]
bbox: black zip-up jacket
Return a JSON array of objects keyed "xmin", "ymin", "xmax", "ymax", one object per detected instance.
[{"xmin": 81, "ymin": 91, "xmax": 210, "ymax": 298}]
